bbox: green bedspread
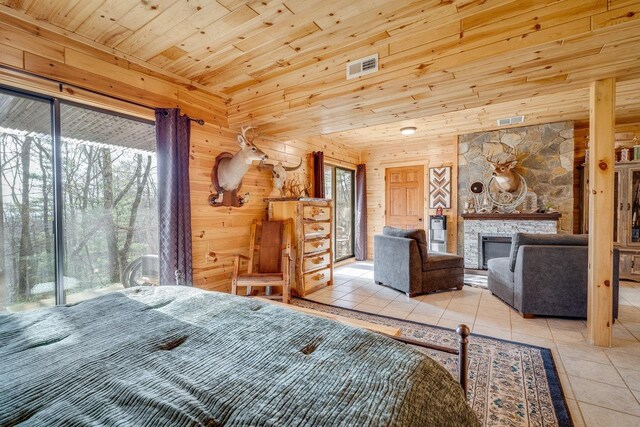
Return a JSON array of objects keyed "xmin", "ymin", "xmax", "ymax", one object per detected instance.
[{"xmin": 0, "ymin": 286, "xmax": 479, "ymax": 426}]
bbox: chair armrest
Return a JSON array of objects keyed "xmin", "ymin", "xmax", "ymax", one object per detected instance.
[
  {"xmin": 374, "ymin": 235, "xmax": 422, "ymax": 294},
  {"xmin": 232, "ymin": 254, "xmax": 250, "ymax": 284},
  {"xmin": 514, "ymin": 245, "xmax": 588, "ymax": 316}
]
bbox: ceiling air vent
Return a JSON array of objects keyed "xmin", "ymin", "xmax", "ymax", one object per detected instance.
[
  {"xmin": 346, "ymin": 53, "xmax": 378, "ymax": 79},
  {"xmin": 496, "ymin": 115, "xmax": 525, "ymax": 126}
]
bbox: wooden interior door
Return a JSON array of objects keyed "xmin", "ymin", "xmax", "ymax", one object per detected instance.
[{"xmin": 385, "ymin": 166, "xmax": 424, "ymax": 229}]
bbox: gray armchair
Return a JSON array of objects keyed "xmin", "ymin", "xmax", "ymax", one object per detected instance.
[
  {"xmin": 374, "ymin": 226, "xmax": 464, "ymax": 296},
  {"xmin": 488, "ymin": 233, "xmax": 619, "ymax": 319}
]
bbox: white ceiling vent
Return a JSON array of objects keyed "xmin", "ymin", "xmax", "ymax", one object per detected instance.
[
  {"xmin": 346, "ymin": 54, "xmax": 378, "ymax": 79},
  {"xmin": 496, "ymin": 115, "xmax": 525, "ymax": 126}
]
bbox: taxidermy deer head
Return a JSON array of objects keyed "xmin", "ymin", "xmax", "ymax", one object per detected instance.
[
  {"xmin": 259, "ymin": 158, "xmax": 303, "ymax": 196},
  {"xmin": 217, "ymin": 126, "xmax": 268, "ymax": 192},
  {"xmin": 486, "ymin": 152, "xmax": 519, "ymax": 192}
]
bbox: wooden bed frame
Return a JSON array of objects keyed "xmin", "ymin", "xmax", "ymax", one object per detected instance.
[{"xmin": 260, "ymin": 298, "xmax": 470, "ymax": 395}]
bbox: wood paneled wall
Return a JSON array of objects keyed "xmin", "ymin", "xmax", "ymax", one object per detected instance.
[
  {"xmin": 360, "ymin": 137, "xmax": 459, "ymax": 258},
  {"xmin": 190, "ymin": 131, "xmax": 357, "ymax": 291},
  {"xmin": 0, "ymin": 17, "xmax": 358, "ymax": 292}
]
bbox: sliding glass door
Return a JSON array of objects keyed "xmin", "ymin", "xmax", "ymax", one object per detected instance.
[
  {"xmin": 0, "ymin": 87, "xmax": 157, "ymax": 312},
  {"xmin": 0, "ymin": 91, "xmax": 56, "ymax": 311},
  {"xmin": 60, "ymin": 103, "xmax": 157, "ymax": 304},
  {"xmin": 324, "ymin": 165, "xmax": 355, "ymax": 261}
]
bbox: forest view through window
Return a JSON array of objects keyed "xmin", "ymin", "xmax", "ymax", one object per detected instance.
[{"xmin": 0, "ymin": 89, "xmax": 157, "ymax": 312}]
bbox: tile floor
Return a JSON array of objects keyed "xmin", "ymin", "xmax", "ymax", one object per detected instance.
[{"xmin": 307, "ymin": 261, "xmax": 640, "ymax": 427}]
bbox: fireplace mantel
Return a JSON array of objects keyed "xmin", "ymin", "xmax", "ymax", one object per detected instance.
[{"xmin": 461, "ymin": 213, "xmax": 561, "ymax": 221}]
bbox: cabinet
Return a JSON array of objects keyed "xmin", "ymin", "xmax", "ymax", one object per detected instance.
[
  {"xmin": 581, "ymin": 162, "xmax": 640, "ymax": 281},
  {"xmin": 268, "ymin": 198, "xmax": 334, "ymax": 296}
]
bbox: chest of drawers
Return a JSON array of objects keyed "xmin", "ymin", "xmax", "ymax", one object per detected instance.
[{"xmin": 268, "ymin": 198, "xmax": 333, "ymax": 297}]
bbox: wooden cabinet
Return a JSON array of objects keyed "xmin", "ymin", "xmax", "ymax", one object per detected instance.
[
  {"xmin": 580, "ymin": 162, "xmax": 640, "ymax": 281},
  {"xmin": 268, "ymin": 198, "xmax": 334, "ymax": 296}
]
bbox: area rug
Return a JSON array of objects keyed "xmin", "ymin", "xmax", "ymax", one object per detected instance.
[
  {"xmin": 293, "ymin": 298, "xmax": 572, "ymax": 427},
  {"xmin": 464, "ymin": 272, "xmax": 489, "ymax": 289}
]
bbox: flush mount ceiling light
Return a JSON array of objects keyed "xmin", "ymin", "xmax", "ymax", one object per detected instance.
[{"xmin": 400, "ymin": 127, "xmax": 417, "ymax": 135}]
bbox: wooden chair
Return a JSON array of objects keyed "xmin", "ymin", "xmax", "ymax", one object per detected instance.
[{"xmin": 231, "ymin": 219, "xmax": 292, "ymax": 304}]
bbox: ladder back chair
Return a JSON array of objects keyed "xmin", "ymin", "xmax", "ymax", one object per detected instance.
[{"xmin": 231, "ymin": 219, "xmax": 292, "ymax": 303}]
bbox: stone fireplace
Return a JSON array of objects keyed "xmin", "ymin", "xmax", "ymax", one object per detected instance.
[
  {"xmin": 462, "ymin": 213, "xmax": 560, "ymax": 269},
  {"xmin": 457, "ymin": 121, "xmax": 574, "ymax": 258}
]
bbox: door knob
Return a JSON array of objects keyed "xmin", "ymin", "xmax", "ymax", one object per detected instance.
[{"xmin": 418, "ymin": 218, "xmax": 423, "ymax": 222}]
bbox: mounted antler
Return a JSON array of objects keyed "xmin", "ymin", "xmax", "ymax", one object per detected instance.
[
  {"xmin": 259, "ymin": 158, "xmax": 303, "ymax": 197},
  {"xmin": 238, "ymin": 125, "xmax": 259, "ymax": 146}
]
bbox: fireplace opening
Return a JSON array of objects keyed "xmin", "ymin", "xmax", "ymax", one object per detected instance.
[{"xmin": 480, "ymin": 236, "xmax": 512, "ymax": 269}]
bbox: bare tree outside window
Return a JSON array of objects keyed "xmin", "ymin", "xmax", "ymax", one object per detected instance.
[{"xmin": 0, "ymin": 93, "xmax": 158, "ymax": 312}]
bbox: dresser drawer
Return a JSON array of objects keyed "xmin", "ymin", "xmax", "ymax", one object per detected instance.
[
  {"xmin": 303, "ymin": 238, "xmax": 330, "ymax": 254},
  {"xmin": 302, "ymin": 251, "xmax": 331, "ymax": 272},
  {"xmin": 303, "ymin": 221, "xmax": 331, "ymax": 237},
  {"xmin": 303, "ymin": 267, "xmax": 331, "ymax": 290},
  {"xmin": 302, "ymin": 205, "xmax": 330, "ymax": 221}
]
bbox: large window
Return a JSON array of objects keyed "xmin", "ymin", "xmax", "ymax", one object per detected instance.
[
  {"xmin": 324, "ymin": 165, "xmax": 355, "ymax": 261},
  {"xmin": 0, "ymin": 88, "xmax": 157, "ymax": 312}
]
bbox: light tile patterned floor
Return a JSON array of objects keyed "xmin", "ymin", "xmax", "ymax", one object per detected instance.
[{"xmin": 307, "ymin": 261, "xmax": 640, "ymax": 427}]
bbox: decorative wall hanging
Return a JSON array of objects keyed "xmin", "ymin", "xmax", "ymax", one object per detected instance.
[
  {"xmin": 429, "ymin": 166, "xmax": 451, "ymax": 209},
  {"xmin": 485, "ymin": 153, "xmax": 528, "ymax": 213},
  {"xmin": 209, "ymin": 126, "xmax": 267, "ymax": 207},
  {"xmin": 259, "ymin": 158, "xmax": 303, "ymax": 197}
]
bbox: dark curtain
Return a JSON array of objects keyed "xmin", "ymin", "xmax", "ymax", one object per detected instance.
[
  {"xmin": 355, "ymin": 164, "xmax": 367, "ymax": 261},
  {"xmin": 313, "ymin": 151, "xmax": 325, "ymax": 198},
  {"xmin": 156, "ymin": 108, "xmax": 193, "ymax": 286}
]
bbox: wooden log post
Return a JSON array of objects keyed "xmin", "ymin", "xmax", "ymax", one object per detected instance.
[{"xmin": 587, "ymin": 78, "xmax": 616, "ymax": 347}]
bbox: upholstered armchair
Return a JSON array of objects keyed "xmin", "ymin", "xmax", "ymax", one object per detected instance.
[
  {"xmin": 374, "ymin": 226, "xmax": 464, "ymax": 296},
  {"xmin": 487, "ymin": 233, "xmax": 619, "ymax": 319}
]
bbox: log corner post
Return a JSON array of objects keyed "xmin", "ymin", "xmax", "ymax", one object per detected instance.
[{"xmin": 587, "ymin": 78, "xmax": 615, "ymax": 347}]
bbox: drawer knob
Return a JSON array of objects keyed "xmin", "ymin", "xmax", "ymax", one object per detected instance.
[
  {"xmin": 311, "ymin": 257, "xmax": 324, "ymax": 264},
  {"xmin": 313, "ymin": 273, "xmax": 325, "ymax": 281},
  {"xmin": 312, "ymin": 241, "xmax": 323, "ymax": 248},
  {"xmin": 312, "ymin": 225, "xmax": 323, "ymax": 231}
]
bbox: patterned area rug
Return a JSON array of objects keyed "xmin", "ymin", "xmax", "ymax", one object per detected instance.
[{"xmin": 293, "ymin": 298, "xmax": 572, "ymax": 427}]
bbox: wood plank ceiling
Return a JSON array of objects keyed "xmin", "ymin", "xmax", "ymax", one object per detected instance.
[{"xmin": 2, "ymin": 0, "xmax": 640, "ymax": 147}]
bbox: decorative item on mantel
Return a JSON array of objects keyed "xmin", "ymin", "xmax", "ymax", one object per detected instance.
[
  {"xmin": 208, "ymin": 126, "xmax": 267, "ymax": 207},
  {"xmin": 522, "ymin": 190, "xmax": 538, "ymax": 213},
  {"xmin": 465, "ymin": 181, "xmax": 483, "ymax": 214}
]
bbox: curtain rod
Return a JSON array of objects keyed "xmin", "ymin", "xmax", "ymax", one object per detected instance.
[
  {"xmin": 322, "ymin": 153, "xmax": 357, "ymax": 166},
  {"xmin": 0, "ymin": 64, "xmax": 205, "ymax": 125}
]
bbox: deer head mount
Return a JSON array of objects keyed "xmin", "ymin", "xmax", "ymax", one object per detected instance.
[
  {"xmin": 209, "ymin": 126, "xmax": 268, "ymax": 207},
  {"xmin": 259, "ymin": 158, "xmax": 303, "ymax": 196},
  {"xmin": 218, "ymin": 126, "xmax": 268, "ymax": 192},
  {"xmin": 486, "ymin": 152, "xmax": 520, "ymax": 193}
]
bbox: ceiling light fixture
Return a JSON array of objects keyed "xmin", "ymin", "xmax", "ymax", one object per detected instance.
[{"xmin": 400, "ymin": 127, "xmax": 417, "ymax": 135}]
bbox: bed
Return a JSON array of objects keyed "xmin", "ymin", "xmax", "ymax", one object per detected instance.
[{"xmin": 0, "ymin": 286, "xmax": 479, "ymax": 426}]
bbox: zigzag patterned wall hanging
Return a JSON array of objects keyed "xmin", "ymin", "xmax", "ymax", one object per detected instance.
[{"xmin": 429, "ymin": 166, "xmax": 451, "ymax": 209}]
